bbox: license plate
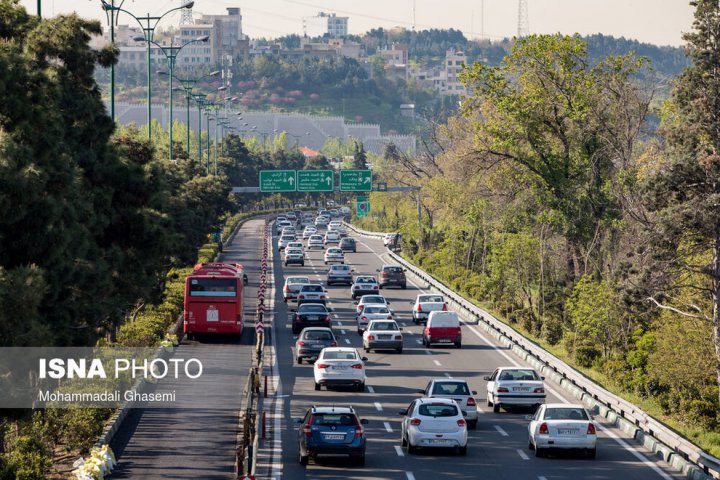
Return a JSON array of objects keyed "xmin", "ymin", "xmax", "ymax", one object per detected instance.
[
  {"xmin": 332, "ymin": 366, "xmax": 348, "ymax": 370},
  {"xmin": 323, "ymin": 434, "xmax": 345, "ymax": 440},
  {"xmin": 309, "ymin": 316, "xmax": 319, "ymax": 321},
  {"xmin": 378, "ymin": 335, "xmax": 391, "ymax": 340},
  {"xmin": 430, "ymin": 439, "xmax": 449, "ymax": 444},
  {"xmin": 558, "ymin": 429, "xmax": 578, "ymax": 435},
  {"xmin": 439, "ymin": 339, "xmax": 452, "ymax": 343},
  {"xmin": 514, "ymin": 387, "xmax": 530, "ymax": 392}
]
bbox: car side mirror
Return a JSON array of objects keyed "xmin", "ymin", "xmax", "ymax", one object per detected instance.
[
  {"xmin": 418, "ymin": 390, "xmax": 425, "ymax": 394},
  {"xmin": 524, "ymin": 415, "xmax": 533, "ymax": 421},
  {"xmin": 472, "ymin": 390, "xmax": 477, "ymax": 395},
  {"xmin": 399, "ymin": 327, "xmax": 403, "ymax": 330},
  {"xmin": 293, "ymin": 417, "xmax": 303, "ymax": 424},
  {"xmin": 360, "ymin": 419, "xmax": 369, "ymax": 425},
  {"xmin": 353, "ymin": 301, "xmax": 358, "ymax": 305},
  {"xmin": 375, "ymin": 269, "xmax": 380, "ymax": 273},
  {"xmin": 361, "ymin": 357, "xmax": 368, "ymax": 362},
  {"xmin": 483, "ymin": 376, "xmax": 490, "ymax": 381},
  {"xmin": 398, "ymin": 410, "xmax": 407, "ymax": 416},
  {"xmin": 290, "ymin": 308, "xmax": 297, "ymax": 312},
  {"xmin": 386, "ymin": 301, "xmax": 390, "ymax": 304},
  {"xmin": 328, "ymin": 307, "xmax": 334, "ymax": 312},
  {"xmin": 461, "ymin": 410, "xmax": 467, "ymax": 417},
  {"xmin": 541, "ymin": 376, "xmax": 545, "ymax": 380}
]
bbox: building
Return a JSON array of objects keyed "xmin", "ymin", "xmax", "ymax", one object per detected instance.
[
  {"xmin": 197, "ymin": 7, "xmax": 250, "ymax": 60},
  {"xmin": 444, "ymin": 48, "xmax": 468, "ymax": 95},
  {"xmin": 178, "ymin": 24, "xmax": 214, "ymax": 69},
  {"xmin": 377, "ymin": 43, "xmax": 408, "ymax": 65},
  {"xmin": 326, "ymin": 13, "xmax": 348, "ymax": 37}
]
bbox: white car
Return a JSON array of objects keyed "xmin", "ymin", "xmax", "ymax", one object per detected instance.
[
  {"xmin": 283, "ymin": 276, "xmax": 310, "ymax": 302},
  {"xmin": 315, "ymin": 216, "xmax": 329, "ymax": 227},
  {"xmin": 286, "ymin": 241, "xmax": 305, "ymax": 253},
  {"xmin": 324, "ymin": 231, "xmax": 340, "ymax": 245},
  {"xmin": 324, "ymin": 247, "xmax": 345, "ymax": 264},
  {"xmin": 350, "ymin": 276, "xmax": 380, "ymax": 299},
  {"xmin": 527, "ymin": 403, "xmax": 597, "ymax": 458},
  {"xmin": 383, "ymin": 232, "xmax": 399, "ymax": 246},
  {"xmin": 363, "ymin": 319, "xmax": 403, "ymax": 353},
  {"xmin": 420, "ymin": 379, "xmax": 478, "ymax": 429},
  {"xmin": 278, "ymin": 234, "xmax": 296, "ymax": 251},
  {"xmin": 356, "ymin": 303, "xmax": 393, "ymax": 334},
  {"xmin": 313, "ymin": 347, "xmax": 367, "ymax": 391},
  {"xmin": 328, "ymin": 220, "xmax": 342, "ymax": 230},
  {"xmin": 307, "ymin": 234, "xmax": 325, "ymax": 250},
  {"xmin": 302, "ymin": 227, "xmax": 317, "ymax": 239},
  {"xmin": 412, "ymin": 294, "xmax": 448, "ymax": 324},
  {"xmin": 282, "ymin": 226, "xmax": 297, "ymax": 236},
  {"xmin": 485, "ymin": 367, "xmax": 546, "ymax": 413},
  {"xmin": 400, "ymin": 397, "xmax": 467, "ymax": 455},
  {"xmin": 354, "ymin": 294, "xmax": 389, "ymax": 314},
  {"xmin": 284, "ymin": 248, "xmax": 305, "ymax": 266}
]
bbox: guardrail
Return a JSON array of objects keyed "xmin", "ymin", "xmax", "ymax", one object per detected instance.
[{"xmin": 344, "ymin": 221, "xmax": 720, "ymax": 480}]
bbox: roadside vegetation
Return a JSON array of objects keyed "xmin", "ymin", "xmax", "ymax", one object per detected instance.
[{"xmin": 359, "ymin": 3, "xmax": 720, "ymax": 457}]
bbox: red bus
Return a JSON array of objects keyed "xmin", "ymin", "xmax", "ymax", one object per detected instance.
[{"xmin": 183, "ymin": 263, "xmax": 245, "ymax": 339}]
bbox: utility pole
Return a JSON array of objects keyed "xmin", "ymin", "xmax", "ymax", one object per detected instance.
[{"xmin": 517, "ymin": 0, "xmax": 529, "ymax": 38}]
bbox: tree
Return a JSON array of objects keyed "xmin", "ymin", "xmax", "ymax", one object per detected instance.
[
  {"xmin": 459, "ymin": 34, "xmax": 650, "ymax": 281},
  {"xmin": 641, "ymin": 0, "xmax": 720, "ymax": 407},
  {"xmin": 351, "ymin": 141, "xmax": 368, "ymax": 169}
]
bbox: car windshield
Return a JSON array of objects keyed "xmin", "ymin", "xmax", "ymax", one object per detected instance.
[
  {"xmin": 288, "ymin": 277, "xmax": 309, "ymax": 284},
  {"xmin": 361, "ymin": 296, "xmax": 384, "ymax": 304},
  {"xmin": 310, "ymin": 236, "xmax": 323, "ymax": 240},
  {"xmin": 332, "ymin": 266, "xmax": 350, "ymax": 272},
  {"xmin": 364, "ymin": 306, "xmax": 389, "ymax": 314},
  {"xmin": 322, "ymin": 350, "xmax": 358, "ymax": 360},
  {"xmin": 286, "ymin": 249, "xmax": 302, "ymax": 255},
  {"xmin": 498, "ymin": 369, "xmax": 540, "ymax": 381},
  {"xmin": 384, "ymin": 267, "xmax": 403, "ymax": 273},
  {"xmin": 281, "ymin": 235, "xmax": 294, "ymax": 240},
  {"xmin": 313, "ymin": 413, "xmax": 356, "ymax": 426},
  {"xmin": 356, "ymin": 277, "xmax": 376, "ymax": 283},
  {"xmin": 432, "ymin": 382, "xmax": 471, "ymax": 396},
  {"xmin": 341, "ymin": 239, "xmax": 355, "ymax": 244},
  {"xmin": 420, "ymin": 295, "xmax": 444, "ymax": 303},
  {"xmin": 303, "ymin": 330, "xmax": 333, "ymax": 340},
  {"xmin": 301, "ymin": 285, "xmax": 323, "ymax": 292},
  {"xmin": 328, "ymin": 249, "xmax": 342, "ymax": 254},
  {"xmin": 368, "ymin": 321, "xmax": 398, "ymax": 331},
  {"xmin": 299, "ymin": 304, "xmax": 327, "ymax": 313},
  {"xmin": 543, "ymin": 408, "xmax": 589, "ymax": 421},
  {"xmin": 418, "ymin": 404, "xmax": 458, "ymax": 417}
]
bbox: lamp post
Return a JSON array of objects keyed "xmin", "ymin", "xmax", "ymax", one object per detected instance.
[
  {"xmin": 100, "ymin": 0, "xmax": 195, "ymax": 144},
  {"xmin": 193, "ymin": 93, "xmax": 207, "ymax": 169},
  {"xmin": 205, "ymin": 104, "xmax": 216, "ymax": 175},
  {"xmin": 147, "ymin": 35, "xmax": 208, "ymax": 161}
]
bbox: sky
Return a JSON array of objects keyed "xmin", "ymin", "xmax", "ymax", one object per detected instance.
[{"xmin": 21, "ymin": 0, "xmax": 695, "ymax": 47}]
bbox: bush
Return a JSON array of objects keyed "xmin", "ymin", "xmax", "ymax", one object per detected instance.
[
  {"xmin": 117, "ymin": 309, "xmax": 168, "ymax": 346},
  {"xmin": 574, "ymin": 344, "xmax": 601, "ymax": 368},
  {"xmin": 3, "ymin": 435, "xmax": 51, "ymax": 480},
  {"xmin": 50, "ymin": 408, "xmax": 109, "ymax": 452},
  {"xmin": 681, "ymin": 399, "xmax": 718, "ymax": 430}
]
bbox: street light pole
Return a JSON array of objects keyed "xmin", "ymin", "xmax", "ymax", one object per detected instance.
[{"xmin": 194, "ymin": 93, "xmax": 206, "ymax": 169}]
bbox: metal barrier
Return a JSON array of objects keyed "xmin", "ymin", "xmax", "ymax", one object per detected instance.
[{"xmin": 344, "ymin": 221, "xmax": 720, "ymax": 480}]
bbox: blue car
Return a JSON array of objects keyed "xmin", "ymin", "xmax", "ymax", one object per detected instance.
[{"xmin": 295, "ymin": 406, "xmax": 368, "ymax": 466}]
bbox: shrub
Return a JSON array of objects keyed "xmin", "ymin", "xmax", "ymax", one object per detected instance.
[
  {"xmin": 681, "ymin": 399, "xmax": 718, "ymax": 430},
  {"xmin": 574, "ymin": 344, "xmax": 601, "ymax": 368},
  {"xmin": 3, "ymin": 435, "xmax": 51, "ymax": 480}
]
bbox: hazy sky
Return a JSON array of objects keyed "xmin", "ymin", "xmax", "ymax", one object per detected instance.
[{"xmin": 21, "ymin": 0, "xmax": 695, "ymax": 47}]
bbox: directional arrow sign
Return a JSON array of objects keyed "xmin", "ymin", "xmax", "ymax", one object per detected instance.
[
  {"xmin": 260, "ymin": 170, "xmax": 296, "ymax": 192},
  {"xmin": 297, "ymin": 169, "xmax": 334, "ymax": 192},
  {"xmin": 340, "ymin": 169, "xmax": 373, "ymax": 192}
]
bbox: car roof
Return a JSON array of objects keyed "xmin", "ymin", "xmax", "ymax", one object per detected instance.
[
  {"xmin": 417, "ymin": 397, "xmax": 456, "ymax": 405},
  {"xmin": 300, "ymin": 283, "xmax": 324, "ymax": 288},
  {"xmin": 363, "ymin": 303, "xmax": 389, "ymax": 309},
  {"xmin": 430, "ymin": 378, "xmax": 469, "ymax": 385},
  {"xmin": 544, "ymin": 403, "xmax": 584, "ymax": 409},
  {"xmin": 301, "ymin": 327, "xmax": 333, "ymax": 332},
  {"xmin": 286, "ymin": 276, "xmax": 309, "ymax": 281},
  {"xmin": 497, "ymin": 366, "xmax": 538, "ymax": 372},
  {"xmin": 311, "ymin": 405, "xmax": 355, "ymax": 414},
  {"xmin": 360, "ymin": 295, "xmax": 385, "ymax": 300},
  {"xmin": 322, "ymin": 347, "xmax": 356, "ymax": 353}
]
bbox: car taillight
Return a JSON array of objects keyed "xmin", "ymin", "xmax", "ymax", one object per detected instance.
[
  {"xmin": 534, "ymin": 387, "xmax": 545, "ymax": 393},
  {"xmin": 416, "ymin": 304, "xmax": 422, "ymax": 312},
  {"xmin": 284, "ymin": 285, "xmax": 290, "ymax": 292},
  {"xmin": 467, "ymin": 397, "xmax": 476, "ymax": 407},
  {"xmin": 320, "ymin": 295, "xmax": 326, "ymax": 299},
  {"xmin": 539, "ymin": 422, "xmax": 549, "ymax": 435},
  {"xmin": 330, "ymin": 341, "xmax": 337, "ymax": 346},
  {"xmin": 587, "ymin": 423, "xmax": 596, "ymax": 435},
  {"xmin": 394, "ymin": 335, "xmax": 402, "ymax": 340},
  {"xmin": 442, "ymin": 303, "xmax": 447, "ymax": 311},
  {"xmin": 367, "ymin": 335, "xmax": 375, "ymax": 340},
  {"xmin": 299, "ymin": 295, "xmax": 305, "ymax": 299},
  {"xmin": 297, "ymin": 340, "xmax": 305, "ymax": 346},
  {"xmin": 457, "ymin": 419, "xmax": 466, "ymax": 427},
  {"xmin": 354, "ymin": 425, "xmax": 364, "ymax": 438},
  {"xmin": 351, "ymin": 363, "xmax": 363, "ymax": 369},
  {"xmin": 353, "ymin": 286, "xmax": 359, "ymax": 289},
  {"xmin": 316, "ymin": 363, "xmax": 330, "ymax": 369},
  {"xmin": 373, "ymin": 285, "xmax": 378, "ymax": 289},
  {"xmin": 361, "ymin": 316, "xmax": 368, "ymax": 322},
  {"xmin": 323, "ymin": 316, "xmax": 330, "ymax": 322},
  {"xmin": 409, "ymin": 418, "xmax": 421, "ymax": 426},
  {"xmin": 303, "ymin": 424, "xmax": 312, "ymax": 436},
  {"xmin": 387, "ymin": 315, "xmax": 393, "ymax": 319},
  {"xmin": 497, "ymin": 387, "xmax": 509, "ymax": 393}
]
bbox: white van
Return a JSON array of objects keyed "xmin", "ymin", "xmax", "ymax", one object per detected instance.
[{"xmin": 423, "ymin": 311, "xmax": 461, "ymax": 348}]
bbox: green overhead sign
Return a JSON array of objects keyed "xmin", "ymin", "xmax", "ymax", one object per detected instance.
[
  {"xmin": 340, "ymin": 169, "xmax": 373, "ymax": 192},
  {"xmin": 297, "ymin": 170, "xmax": 334, "ymax": 192},
  {"xmin": 260, "ymin": 170, "xmax": 296, "ymax": 192}
]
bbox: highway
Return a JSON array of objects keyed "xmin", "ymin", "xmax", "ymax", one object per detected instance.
[
  {"xmin": 109, "ymin": 218, "xmax": 267, "ymax": 479},
  {"xmin": 254, "ymin": 223, "xmax": 684, "ymax": 480}
]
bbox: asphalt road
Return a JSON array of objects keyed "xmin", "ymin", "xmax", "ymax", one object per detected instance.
[
  {"xmin": 254, "ymin": 224, "xmax": 684, "ymax": 480},
  {"xmin": 110, "ymin": 218, "xmax": 267, "ymax": 479}
]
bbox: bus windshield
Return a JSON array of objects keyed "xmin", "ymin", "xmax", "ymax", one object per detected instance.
[{"xmin": 189, "ymin": 278, "xmax": 237, "ymax": 297}]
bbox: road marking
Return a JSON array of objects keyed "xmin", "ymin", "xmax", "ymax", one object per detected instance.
[
  {"xmin": 333, "ymin": 314, "xmax": 339, "ymax": 318},
  {"xmin": 384, "ymin": 422, "xmax": 393, "ymax": 432},
  {"xmin": 538, "ymin": 477, "xmax": 548, "ymax": 480},
  {"xmin": 405, "ymin": 472, "xmax": 415, "ymax": 480},
  {"xmin": 494, "ymin": 425, "xmax": 509, "ymax": 437},
  {"xmin": 400, "ymin": 322, "xmax": 407, "ymax": 327},
  {"xmin": 444, "ymin": 372, "xmax": 452, "ymax": 378},
  {"xmin": 394, "ymin": 445, "xmax": 405, "ymax": 457},
  {"xmin": 416, "ymin": 339, "xmax": 423, "ymax": 344},
  {"xmin": 374, "ymin": 402, "xmax": 383, "ymax": 412},
  {"xmin": 344, "ymin": 338, "xmax": 351, "ymax": 344},
  {"xmin": 367, "ymin": 386, "xmax": 375, "ymax": 393},
  {"xmin": 517, "ymin": 449, "xmax": 529, "ymax": 460},
  {"xmin": 424, "ymin": 349, "xmax": 432, "ymax": 355},
  {"xmin": 341, "ymin": 329, "xmax": 347, "ymax": 335},
  {"xmin": 433, "ymin": 360, "xmax": 442, "ymax": 366}
]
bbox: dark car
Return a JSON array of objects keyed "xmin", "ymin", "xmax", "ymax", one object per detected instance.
[
  {"xmin": 292, "ymin": 303, "xmax": 332, "ymax": 334},
  {"xmin": 339, "ymin": 237, "xmax": 357, "ymax": 253},
  {"xmin": 295, "ymin": 327, "xmax": 337, "ymax": 363},
  {"xmin": 295, "ymin": 406, "xmax": 368, "ymax": 466},
  {"xmin": 377, "ymin": 265, "xmax": 407, "ymax": 289}
]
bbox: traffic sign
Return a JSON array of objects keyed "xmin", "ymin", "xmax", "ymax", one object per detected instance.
[
  {"xmin": 376, "ymin": 182, "xmax": 387, "ymax": 191},
  {"xmin": 356, "ymin": 199, "xmax": 369, "ymax": 217},
  {"xmin": 340, "ymin": 169, "xmax": 373, "ymax": 191},
  {"xmin": 297, "ymin": 170, "xmax": 334, "ymax": 192},
  {"xmin": 259, "ymin": 170, "xmax": 296, "ymax": 192}
]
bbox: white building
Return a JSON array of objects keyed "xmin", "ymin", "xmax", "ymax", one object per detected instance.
[{"xmin": 327, "ymin": 13, "xmax": 348, "ymax": 37}]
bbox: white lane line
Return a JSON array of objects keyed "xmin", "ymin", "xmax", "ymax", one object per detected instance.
[
  {"xmin": 538, "ymin": 477, "xmax": 548, "ymax": 480},
  {"xmin": 444, "ymin": 372, "xmax": 452, "ymax": 378},
  {"xmin": 433, "ymin": 360, "xmax": 442, "ymax": 367},
  {"xmin": 424, "ymin": 349, "xmax": 432, "ymax": 355},
  {"xmin": 341, "ymin": 329, "xmax": 347, "ymax": 335},
  {"xmin": 374, "ymin": 402, "xmax": 383, "ymax": 412},
  {"xmin": 494, "ymin": 425, "xmax": 509, "ymax": 437},
  {"xmin": 394, "ymin": 445, "xmax": 405, "ymax": 457},
  {"xmin": 367, "ymin": 386, "xmax": 375, "ymax": 393},
  {"xmin": 344, "ymin": 338, "xmax": 351, "ymax": 344},
  {"xmin": 400, "ymin": 322, "xmax": 407, "ymax": 327},
  {"xmin": 517, "ymin": 449, "xmax": 530, "ymax": 460},
  {"xmin": 597, "ymin": 424, "xmax": 674, "ymax": 480},
  {"xmin": 336, "ymin": 321, "xmax": 343, "ymax": 326},
  {"xmin": 405, "ymin": 472, "xmax": 415, "ymax": 480},
  {"xmin": 333, "ymin": 314, "xmax": 339, "ymax": 318},
  {"xmin": 384, "ymin": 422, "xmax": 393, "ymax": 433},
  {"xmin": 416, "ymin": 339, "xmax": 423, "ymax": 344}
]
